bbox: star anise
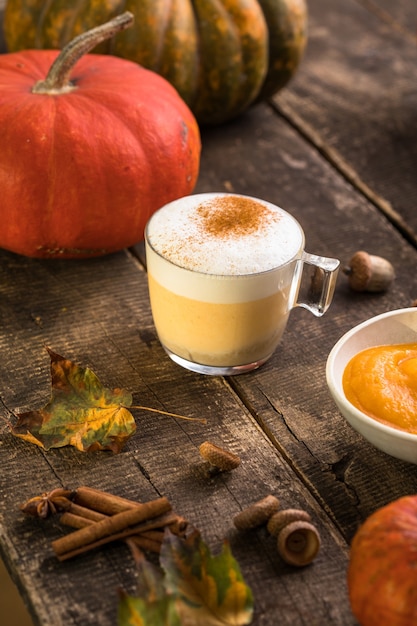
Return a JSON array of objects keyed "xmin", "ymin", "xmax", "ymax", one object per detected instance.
[{"xmin": 20, "ymin": 488, "xmax": 75, "ymax": 518}]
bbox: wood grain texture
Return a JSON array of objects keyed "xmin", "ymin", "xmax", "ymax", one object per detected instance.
[
  {"xmin": 0, "ymin": 1, "xmax": 416, "ymax": 625},
  {"xmin": 195, "ymin": 104, "xmax": 417, "ymax": 544},
  {"xmin": 357, "ymin": 0, "xmax": 417, "ymax": 36},
  {"xmin": 275, "ymin": 0, "xmax": 417, "ymax": 243},
  {"xmin": 0, "ymin": 245, "xmax": 353, "ymax": 626}
]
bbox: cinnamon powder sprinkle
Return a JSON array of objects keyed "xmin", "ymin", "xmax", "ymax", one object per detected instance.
[{"xmin": 196, "ymin": 197, "xmax": 278, "ymax": 239}]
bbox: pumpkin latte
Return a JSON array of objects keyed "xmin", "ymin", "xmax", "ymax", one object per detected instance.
[{"xmin": 145, "ymin": 193, "xmax": 304, "ymax": 373}]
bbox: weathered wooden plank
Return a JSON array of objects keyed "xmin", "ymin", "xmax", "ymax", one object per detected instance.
[
  {"xmin": 0, "ymin": 2, "xmax": 415, "ymax": 624},
  {"xmin": 194, "ymin": 103, "xmax": 417, "ymax": 543},
  {"xmin": 357, "ymin": 0, "xmax": 417, "ymax": 34},
  {"xmin": 0, "ymin": 241, "xmax": 355, "ymax": 625},
  {"xmin": 275, "ymin": 0, "xmax": 417, "ymax": 243}
]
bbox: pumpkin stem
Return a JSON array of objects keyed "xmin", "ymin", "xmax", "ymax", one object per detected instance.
[{"xmin": 32, "ymin": 12, "xmax": 134, "ymax": 95}]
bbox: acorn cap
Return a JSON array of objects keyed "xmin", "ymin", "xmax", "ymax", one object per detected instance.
[
  {"xmin": 199, "ymin": 441, "xmax": 241, "ymax": 472},
  {"xmin": 267, "ymin": 508, "xmax": 312, "ymax": 536},
  {"xmin": 277, "ymin": 520, "xmax": 321, "ymax": 566}
]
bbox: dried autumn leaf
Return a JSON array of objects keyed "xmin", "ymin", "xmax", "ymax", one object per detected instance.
[
  {"xmin": 118, "ymin": 594, "xmax": 182, "ymax": 626},
  {"xmin": 12, "ymin": 348, "xmax": 135, "ymax": 453},
  {"xmin": 118, "ymin": 556, "xmax": 182, "ymax": 626},
  {"xmin": 118, "ymin": 531, "xmax": 253, "ymax": 626},
  {"xmin": 161, "ymin": 530, "xmax": 254, "ymax": 626}
]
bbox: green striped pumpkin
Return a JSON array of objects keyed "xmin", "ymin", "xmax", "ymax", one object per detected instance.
[{"xmin": 4, "ymin": 0, "xmax": 307, "ymax": 125}]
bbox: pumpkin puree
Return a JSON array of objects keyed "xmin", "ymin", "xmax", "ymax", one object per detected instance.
[{"xmin": 343, "ymin": 343, "xmax": 417, "ymax": 434}]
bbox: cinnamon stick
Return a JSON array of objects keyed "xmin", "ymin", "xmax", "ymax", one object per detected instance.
[
  {"xmin": 59, "ymin": 501, "xmax": 109, "ymax": 528},
  {"xmin": 59, "ymin": 511, "xmax": 187, "ymax": 539},
  {"xmin": 125, "ymin": 537, "xmax": 145, "ymax": 564},
  {"xmin": 68, "ymin": 502, "xmax": 108, "ymax": 522},
  {"xmin": 60, "ymin": 512, "xmax": 95, "ymax": 530},
  {"xmin": 52, "ymin": 497, "xmax": 171, "ymax": 558},
  {"xmin": 54, "ymin": 510, "xmax": 181, "ymax": 561},
  {"xmin": 167, "ymin": 516, "xmax": 188, "ymax": 535},
  {"xmin": 74, "ymin": 486, "xmax": 142, "ymax": 515},
  {"xmin": 61, "ymin": 515, "xmax": 165, "ymax": 549},
  {"xmin": 138, "ymin": 529, "xmax": 165, "ymax": 543},
  {"xmin": 127, "ymin": 534, "xmax": 162, "ymax": 554}
]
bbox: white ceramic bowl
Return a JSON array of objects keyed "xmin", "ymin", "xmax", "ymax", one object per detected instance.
[{"xmin": 326, "ymin": 308, "xmax": 417, "ymax": 464}]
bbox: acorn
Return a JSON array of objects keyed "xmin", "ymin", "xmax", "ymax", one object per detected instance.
[
  {"xmin": 277, "ymin": 520, "xmax": 321, "ymax": 567},
  {"xmin": 343, "ymin": 250, "xmax": 395, "ymax": 292},
  {"xmin": 267, "ymin": 508, "xmax": 312, "ymax": 537},
  {"xmin": 233, "ymin": 495, "xmax": 280, "ymax": 530},
  {"xmin": 199, "ymin": 441, "xmax": 241, "ymax": 474}
]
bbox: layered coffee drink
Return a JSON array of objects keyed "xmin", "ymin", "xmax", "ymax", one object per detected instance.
[{"xmin": 145, "ymin": 193, "xmax": 306, "ymax": 374}]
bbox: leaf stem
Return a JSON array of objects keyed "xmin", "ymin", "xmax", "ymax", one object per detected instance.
[{"xmin": 130, "ymin": 405, "xmax": 207, "ymax": 425}]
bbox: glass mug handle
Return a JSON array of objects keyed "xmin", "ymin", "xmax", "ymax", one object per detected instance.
[{"xmin": 291, "ymin": 252, "xmax": 340, "ymax": 317}]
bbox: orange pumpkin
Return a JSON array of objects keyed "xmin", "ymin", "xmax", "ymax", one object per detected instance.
[
  {"xmin": 348, "ymin": 495, "xmax": 417, "ymax": 626},
  {"xmin": 0, "ymin": 13, "xmax": 201, "ymax": 258}
]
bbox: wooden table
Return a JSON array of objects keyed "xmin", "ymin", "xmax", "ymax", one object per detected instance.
[{"xmin": 1, "ymin": 1, "xmax": 416, "ymax": 625}]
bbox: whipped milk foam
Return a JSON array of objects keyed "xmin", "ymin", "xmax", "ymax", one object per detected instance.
[
  {"xmin": 146, "ymin": 193, "xmax": 304, "ymax": 303},
  {"xmin": 146, "ymin": 193, "xmax": 303, "ymax": 274}
]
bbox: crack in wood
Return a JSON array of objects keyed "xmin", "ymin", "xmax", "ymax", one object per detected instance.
[
  {"xmin": 327, "ymin": 455, "xmax": 360, "ymax": 506},
  {"xmin": 356, "ymin": 0, "xmax": 417, "ymax": 42},
  {"xmin": 134, "ymin": 458, "xmax": 151, "ymax": 482}
]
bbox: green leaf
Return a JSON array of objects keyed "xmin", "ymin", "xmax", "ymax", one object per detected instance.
[
  {"xmin": 160, "ymin": 530, "xmax": 254, "ymax": 626},
  {"xmin": 118, "ymin": 550, "xmax": 182, "ymax": 626},
  {"xmin": 118, "ymin": 593, "xmax": 182, "ymax": 626},
  {"xmin": 12, "ymin": 348, "xmax": 135, "ymax": 453},
  {"xmin": 118, "ymin": 532, "xmax": 253, "ymax": 626}
]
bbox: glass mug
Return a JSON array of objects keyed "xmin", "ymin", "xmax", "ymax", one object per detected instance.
[{"xmin": 145, "ymin": 193, "xmax": 340, "ymax": 376}]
